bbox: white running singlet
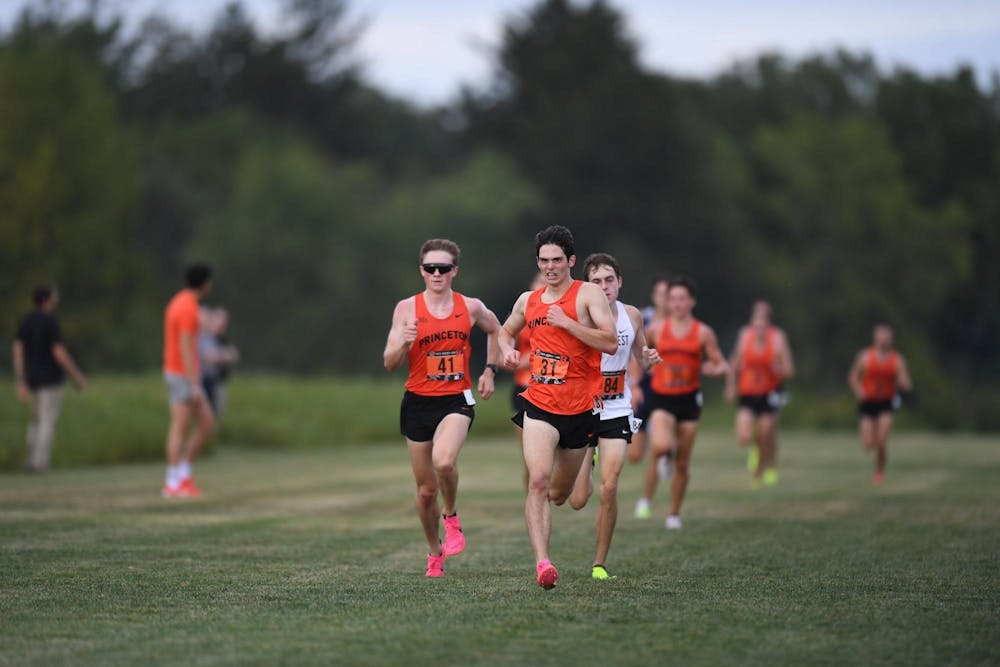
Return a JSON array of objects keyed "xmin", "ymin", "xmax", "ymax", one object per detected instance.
[{"xmin": 600, "ymin": 301, "xmax": 635, "ymax": 420}]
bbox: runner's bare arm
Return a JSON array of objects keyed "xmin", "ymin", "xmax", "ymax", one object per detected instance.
[
  {"xmin": 700, "ymin": 325, "xmax": 729, "ymax": 377},
  {"xmin": 467, "ymin": 296, "xmax": 502, "ymax": 399},
  {"xmin": 499, "ymin": 291, "xmax": 529, "ymax": 370},
  {"xmin": 626, "ymin": 305, "xmax": 660, "ymax": 370},
  {"xmin": 724, "ymin": 327, "xmax": 746, "ymax": 401},
  {"xmin": 775, "ymin": 328, "xmax": 795, "ymax": 380},
  {"xmin": 847, "ymin": 351, "xmax": 865, "ymax": 399},
  {"xmin": 545, "ymin": 282, "xmax": 617, "ymax": 354},
  {"xmin": 383, "ymin": 298, "xmax": 417, "ymax": 372},
  {"xmin": 896, "ymin": 355, "xmax": 913, "ymax": 393}
]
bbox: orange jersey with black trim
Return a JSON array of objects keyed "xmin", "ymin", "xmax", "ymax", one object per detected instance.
[
  {"xmin": 651, "ymin": 319, "xmax": 702, "ymax": 395},
  {"xmin": 861, "ymin": 348, "xmax": 899, "ymax": 401},
  {"xmin": 405, "ymin": 292, "xmax": 473, "ymax": 396},
  {"xmin": 513, "ymin": 325, "xmax": 532, "ymax": 387},
  {"xmin": 163, "ymin": 289, "xmax": 200, "ymax": 375},
  {"xmin": 521, "ymin": 281, "xmax": 602, "ymax": 415},
  {"xmin": 737, "ymin": 327, "xmax": 781, "ymax": 395}
]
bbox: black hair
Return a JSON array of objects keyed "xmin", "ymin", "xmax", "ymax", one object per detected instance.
[
  {"xmin": 582, "ymin": 252, "xmax": 622, "ymax": 279},
  {"xmin": 534, "ymin": 225, "xmax": 575, "ymax": 260},
  {"xmin": 32, "ymin": 284, "xmax": 55, "ymax": 306},
  {"xmin": 185, "ymin": 263, "xmax": 213, "ymax": 289},
  {"xmin": 668, "ymin": 275, "xmax": 697, "ymax": 298}
]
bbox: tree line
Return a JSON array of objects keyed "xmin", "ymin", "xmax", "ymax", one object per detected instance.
[{"xmin": 1, "ymin": 0, "xmax": 997, "ymax": 429}]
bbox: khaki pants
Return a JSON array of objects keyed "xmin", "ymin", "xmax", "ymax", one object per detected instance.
[{"xmin": 26, "ymin": 385, "xmax": 65, "ymax": 471}]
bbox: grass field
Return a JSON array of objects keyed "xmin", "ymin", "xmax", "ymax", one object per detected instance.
[{"xmin": 2, "ymin": 428, "xmax": 998, "ymax": 666}]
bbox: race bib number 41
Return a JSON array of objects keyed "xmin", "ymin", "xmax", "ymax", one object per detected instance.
[
  {"xmin": 530, "ymin": 350, "xmax": 570, "ymax": 385},
  {"xmin": 426, "ymin": 350, "xmax": 465, "ymax": 381}
]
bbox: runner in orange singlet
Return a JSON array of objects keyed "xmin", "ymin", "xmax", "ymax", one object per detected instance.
[
  {"xmin": 848, "ymin": 324, "xmax": 912, "ymax": 485},
  {"xmin": 636, "ymin": 276, "xmax": 728, "ymax": 530},
  {"xmin": 724, "ymin": 301, "xmax": 795, "ymax": 488},
  {"xmin": 383, "ymin": 239, "xmax": 502, "ymax": 578},
  {"xmin": 498, "ymin": 226, "xmax": 617, "ymax": 589},
  {"xmin": 626, "ymin": 277, "xmax": 672, "ymax": 522}
]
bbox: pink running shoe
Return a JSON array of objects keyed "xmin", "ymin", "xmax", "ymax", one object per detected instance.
[
  {"xmin": 426, "ymin": 553, "xmax": 446, "ymax": 578},
  {"xmin": 536, "ymin": 559, "xmax": 559, "ymax": 590},
  {"xmin": 873, "ymin": 471, "xmax": 885, "ymax": 486},
  {"xmin": 442, "ymin": 513, "xmax": 466, "ymax": 556}
]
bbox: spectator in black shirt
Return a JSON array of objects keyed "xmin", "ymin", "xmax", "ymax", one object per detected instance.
[{"xmin": 12, "ymin": 284, "xmax": 87, "ymax": 471}]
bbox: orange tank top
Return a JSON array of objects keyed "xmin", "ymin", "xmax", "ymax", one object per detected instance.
[
  {"xmin": 513, "ymin": 325, "xmax": 532, "ymax": 387},
  {"xmin": 522, "ymin": 281, "xmax": 602, "ymax": 415},
  {"xmin": 405, "ymin": 292, "xmax": 472, "ymax": 396},
  {"xmin": 738, "ymin": 327, "xmax": 781, "ymax": 395},
  {"xmin": 861, "ymin": 348, "xmax": 898, "ymax": 401},
  {"xmin": 651, "ymin": 319, "xmax": 702, "ymax": 395}
]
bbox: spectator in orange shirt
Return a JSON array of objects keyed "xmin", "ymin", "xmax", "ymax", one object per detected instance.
[{"xmin": 162, "ymin": 263, "xmax": 215, "ymax": 498}]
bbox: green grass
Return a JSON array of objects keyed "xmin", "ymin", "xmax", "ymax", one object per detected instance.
[{"xmin": 2, "ymin": 429, "xmax": 998, "ymax": 666}]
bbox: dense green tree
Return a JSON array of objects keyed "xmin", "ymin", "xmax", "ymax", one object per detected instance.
[
  {"xmin": 748, "ymin": 113, "xmax": 972, "ymax": 426},
  {"xmin": 463, "ymin": 0, "xmax": 754, "ymax": 327},
  {"xmin": 0, "ymin": 42, "xmax": 151, "ymax": 368},
  {"xmin": 877, "ymin": 68, "xmax": 1000, "ymax": 403},
  {"xmin": 185, "ymin": 137, "xmax": 542, "ymax": 373}
]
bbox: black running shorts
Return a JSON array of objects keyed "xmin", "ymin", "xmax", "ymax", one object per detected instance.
[
  {"xmin": 858, "ymin": 398, "xmax": 897, "ymax": 418},
  {"xmin": 595, "ymin": 415, "xmax": 633, "ymax": 443},
  {"xmin": 647, "ymin": 389, "xmax": 703, "ymax": 423},
  {"xmin": 738, "ymin": 390, "xmax": 785, "ymax": 416},
  {"xmin": 400, "ymin": 391, "xmax": 475, "ymax": 442},
  {"xmin": 512, "ymin": 399, "xmax": 597, "ymax": 450}
]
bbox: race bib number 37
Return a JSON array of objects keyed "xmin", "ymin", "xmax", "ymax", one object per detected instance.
[
  {"xmin": 531, "ymin": 350, "xmax": 570, "ymax": 385},
  {"xmin": 426, "ymin": 350, "xmax": 465, "ymax": 381}
]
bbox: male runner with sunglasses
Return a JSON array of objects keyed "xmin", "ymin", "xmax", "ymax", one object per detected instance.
[
  {"xmin": 498, "ymin": 226, "xmax": 618, "ymax": 589},
  {"xmin": 383, "ymin": 239, "xmax": 503, "ymax": 578}
]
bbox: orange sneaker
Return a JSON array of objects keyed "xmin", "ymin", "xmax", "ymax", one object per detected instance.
[
  {"xmin": 162, "ymin": 483, "xmax": 186, "ymax": 498},
  {"xmin": 536, "ymin": 559, "xmax": 558, "ymax": 590},
  {"xmin": 179, "ymin": 478, "xmax": 202, "ymax": 497},
  {"xmin": 442, "ymin": 513, "xmax": 466, "ymax": 556},
  {"xmin": 426, "ymin": 552, "xmax": 446, "ymax": 578}
]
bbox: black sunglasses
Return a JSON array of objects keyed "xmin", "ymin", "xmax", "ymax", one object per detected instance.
[{"xmin": 422, "ymin": 263, "xmax": 455, "ymax": 275}]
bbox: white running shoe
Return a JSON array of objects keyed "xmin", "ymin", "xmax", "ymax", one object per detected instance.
[{"xmin": 665, "ymin": 515, "xmax": 682, "ymax": 530}]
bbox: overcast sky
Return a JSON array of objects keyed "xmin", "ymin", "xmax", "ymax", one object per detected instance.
[{"xmin": 3, "ymin": 0, "xmax": 999, "ymax": 106}]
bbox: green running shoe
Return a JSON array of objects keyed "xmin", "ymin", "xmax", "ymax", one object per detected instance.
[
  {"xmin": 634, "ymin": 498, "xmax": 651, "ymax": 519},
  {"xmin": 592, "ymin": 564, "xmax": 615, "ymax": 580},
  {"xmin": 746, "ymin": 445, "xmax": 760, "ymax": 473}
]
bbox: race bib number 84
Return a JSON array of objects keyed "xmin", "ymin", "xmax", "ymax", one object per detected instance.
[
  {"xmin": 601, "ymin": 370, "xmax": 626, "ymax": 400},
  {"xmin": 426, "ymin": 350, "xmax": 465, "ymax": 381}
]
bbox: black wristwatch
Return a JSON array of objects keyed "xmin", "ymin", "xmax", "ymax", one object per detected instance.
[{"xmin": 485, "ymin": 364, "xmax": 498, "ymax": 375}]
